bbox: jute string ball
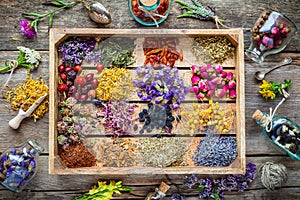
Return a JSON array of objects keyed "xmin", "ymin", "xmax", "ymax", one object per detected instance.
[{"xmin": 259, "ymin": 161, "xmax": 288, "ymax": 191}]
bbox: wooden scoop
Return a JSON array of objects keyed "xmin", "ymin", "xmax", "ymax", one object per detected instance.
[{"xmin": 9, "ymin": 93, "xmax": 48, "ymax": 129}]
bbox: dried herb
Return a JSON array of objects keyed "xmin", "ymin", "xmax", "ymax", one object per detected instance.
[
  {"xmin": 99, "ymin": 139, "xmax": 138, "ymax": 167},
  {"xmin": 139, "ymin": 137, "xmax": 189, "ymax": 167},
  {"xmin": 193, "ymin": 137, "xmax": 237, "ymax": 167},
  {"xmin": 5, "ymin": 75, "xmax": 49, "ymax": 121},
  {"xmin": 74, "ymin": 180, "xmax": 132, "ymax": 200},
  {"xmin": 95, "ymin": 67, "xmax": 130, "ymax": 101},
  {"xmin": 98, "ymin": 37, "xmax": 135, "ymax": 68},
  {"xmin": 59, "ymin": 142, "xmax": 96, "ymax": 168},
  {"xmin": 175, "ymin": 0, "xmax": 228, "ymax": 28},
  {"xmin": 192, "ymin": 36, "xmax": 235, "ymax": 64}
]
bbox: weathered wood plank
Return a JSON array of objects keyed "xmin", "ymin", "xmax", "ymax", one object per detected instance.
[
  {"xmin": 0, "ymin": 0, "xmax": 299, "ymax": 51},
  {"xmin": 1, "ymin": 156, "xmax": 300, "ymax": 199}
]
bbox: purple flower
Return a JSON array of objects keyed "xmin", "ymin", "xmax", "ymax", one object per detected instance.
[
  {"xmin": 171, "ymin": 194, "xmax": 185, "ymax": 200},
  {"xmin": 20, "ymin": 20, "xmax": 36, "ymax": 39},
  {"xmin": 198, "ymin": 178, "xmax": 213, "ymax": 199},
  {"xmin": 184, "ymin": 174, "xmax": 199, "ymax": 188}
]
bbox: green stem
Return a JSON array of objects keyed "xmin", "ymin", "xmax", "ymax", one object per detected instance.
[
  {"xmin": 25, "ymin": 1, "xmax": 79, "ymax": 32},
  {"xmin": 0, "ymin": 65, "xmax": 11, "ymax": 73}
]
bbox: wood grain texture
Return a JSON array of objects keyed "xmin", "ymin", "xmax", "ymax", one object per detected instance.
[{"xmin": 0, "ymin": 0, "xmax": 300, "ymax": 199}]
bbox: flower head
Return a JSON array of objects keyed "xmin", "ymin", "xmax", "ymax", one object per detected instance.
[{"xmin": 20, "ymin": 20, "xmax": 36, "ymax": 39}]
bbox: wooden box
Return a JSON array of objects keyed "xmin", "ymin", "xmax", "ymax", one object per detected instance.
[{"xmin": 49, "ymin": 28, "xmax": 245, "ymax": 174}]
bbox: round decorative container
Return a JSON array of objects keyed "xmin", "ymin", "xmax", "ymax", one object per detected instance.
[{"xmin": 129, "ymin": 0, "xmax": 171, "ymax": 26}]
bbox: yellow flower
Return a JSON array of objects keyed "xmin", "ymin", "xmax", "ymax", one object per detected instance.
[
  {"xmin": 259, "ymin": 90, "xmax": 276, "ymax": 99},
  {"xmin": 259, "ymin": 80, "xmax": 272, "ymax": 90}
]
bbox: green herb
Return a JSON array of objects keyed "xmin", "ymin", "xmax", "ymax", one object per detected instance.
[
  {"xmin": 74, "ymin": 181, "xmax": 132, "ymax": 200},
  {"xmin": 259, "ymin": 79, "xmax": 292, "ymax": 99},
  {"xmin": 22, "ymin": 0, "xmax": 79, "ymax": 33},
  {"xmin": 192, "ymin": 36, "xmax": 235, "ymax": 64},
  {"xmin": 99, "ymin": 37, "xmax": 135, "ymax": 68}
]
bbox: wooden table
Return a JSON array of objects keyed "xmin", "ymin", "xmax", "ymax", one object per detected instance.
[{"xmin": 0, "ymin": 0, "xmax": 299, "ymax": 199}]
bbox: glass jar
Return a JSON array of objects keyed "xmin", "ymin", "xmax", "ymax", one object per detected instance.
[
  {"xmin": 245, "ymin": 11, "xmax": 297, "ymax": 63},
  {"xmin": 252, "ymin": 109, "xmax": 300, "ymax": 161},
  {"xmin": 0, "ymin": 139, "xmax": 44, "ymax": 192},
  {"xmin": 129, "ymin": 0, "xmax": 171, "ymax": 26}
]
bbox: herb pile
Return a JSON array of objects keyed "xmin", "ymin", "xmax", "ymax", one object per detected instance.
[
  {"xmin": 98, "ymin": 37, "xmax": 135, "ymax": 68},
  {"xmin": 192, "ymin": 36, "xmax": 235, "ymax": 64},
  {"xmin": 259, "ymin": 79, "xmax": 292, "ymax": 99}
]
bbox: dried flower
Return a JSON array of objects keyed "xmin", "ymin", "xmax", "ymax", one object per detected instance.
[
  {"xmin": 184, "ymin": 163, "xmax": 257, "ymax": 199},
  {"xmin": 193, "ymin": 137, "xmax": 237, "ymax": 167},
  {"xmin": 58, "ymin": 37, "xmax": 96, "ymax": 67},
  {"xmin": 19, "ymin": 20, "xmax": 36, "ymax": 39}
]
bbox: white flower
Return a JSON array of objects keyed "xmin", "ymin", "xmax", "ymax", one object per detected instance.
[{"xmin": 17, "ymin": 46, "xmax": 41, "ymax": 71}]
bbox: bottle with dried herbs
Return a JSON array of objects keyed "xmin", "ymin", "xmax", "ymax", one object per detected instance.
[
  {"xmin": 0, "ymin": 139, "xmax": 44, "ymax": 192},
  {"xmin": 145, "ymin": 181, "xmax": 170, "ymax": 200},
  {"xmin": 252, "ymin": 109, "xmax": 300, "ymax": 161}
]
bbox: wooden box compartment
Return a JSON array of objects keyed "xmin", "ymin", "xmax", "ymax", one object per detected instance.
[{"xmin": 49, "ymin": 28, "xmax": 245, "ymax": 174}]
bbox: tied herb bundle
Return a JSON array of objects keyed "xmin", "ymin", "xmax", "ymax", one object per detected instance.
[{"xmin": 175, "ymin": 0, "xmax": 229, "ymax": 29}]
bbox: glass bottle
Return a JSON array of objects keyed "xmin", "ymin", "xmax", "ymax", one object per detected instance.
[
  {"xmin": 129, "ymin": 0, "xmax": 171, "ymax": 26},
  {"xmin": 145, "ymin": 181, "xmax": 170, "ymax": 200},
  {"xmin": 0, "ymin": 139, "xmax": 44, "ymax": 192},
  {"xmin": 252, "ymin": 109, "xmax": 300, "ymax": 161},
  {"xmin": 245, "ymin": 10, "xmax": 297, "ymax": 63}
]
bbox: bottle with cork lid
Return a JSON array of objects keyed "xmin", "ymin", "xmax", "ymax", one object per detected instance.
[
  {"xmin": 252, "ymin": 108, "xmax": 300, "ymax": 161},
  {"xmin": 145, "ymin": 181, "xmax": 170, "ymax": 200}
]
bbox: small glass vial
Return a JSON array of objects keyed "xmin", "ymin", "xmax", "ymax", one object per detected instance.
[
  {"xmin": 0, "ymin": 139, "xmax": 44, "ymax": 192},
  {"xmin": 252, "ymin": 109, "xmax": 300, "ymax": 161},
  {"xmin": 145, "ymin": 181, "xmax": 170, "ymax": 200}
]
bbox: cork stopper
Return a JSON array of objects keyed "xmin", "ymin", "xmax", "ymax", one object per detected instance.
[
  {"xmin": 252, "ymin": 109, "xmax": 263, "ymax": 121},
  {"xmin": 158, "ymin": 181, "xmax": 170, "ymax": 193}
]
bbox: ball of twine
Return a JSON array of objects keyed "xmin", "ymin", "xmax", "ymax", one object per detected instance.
[{"xmin": 259, "ymin": 161, "xmax": 288, "ymax": 191}]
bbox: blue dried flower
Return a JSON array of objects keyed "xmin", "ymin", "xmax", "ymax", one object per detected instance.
[{"xmin": 193, "ymin": 137, "xmax": 238, "ymax": 167}]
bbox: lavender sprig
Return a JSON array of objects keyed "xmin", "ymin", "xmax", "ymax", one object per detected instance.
[
  {"xmin": 184, "ymin": 163, "xmax": 257, "ymax": 199},
  {"xmin": 175, "ymin": 0, "xmax": 229, "ymax": 28}
]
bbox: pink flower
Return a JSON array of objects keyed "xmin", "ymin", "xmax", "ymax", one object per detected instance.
[
  {"xmin": 228, "ymin": 80, "xmax": 236, "ymax": 89},
  {"xmin": 196, "ymin": 92, "xmax": 205, "ymax": 99},
  {"xmin": 200, "ymin": 71, "xmax": 208, "ymax": 78},
  {"xmin": 206, "ymin": 64, "xmax": 213, "ymax": 71},
  {"xmin": 281, "ymin": 27, "xmax": 290, "ymax": 35},
  {"xmin": 198, "ymin": 80, "xmax": 207, "ymax": 90},
  {"xmin": 221, "ymin": 71, "xmax": 227, "ymax": 78},
  {"xmin": 207, "ymin": 90, "xmax": 214, "ymax": 97},
  {"xmin": 191, "ymin": 65, "xmax": 200, "ymax": 74},
  {"xmin": 191, "ymin": 75, "xmax": 201, "ymax": 85},
  {"xmin": 190, "ymin": 86, "xmax": 199, "ymax": 93},
  {"xmin": 215, "ymin": 64, "xmax": 223, "ymax": 73},
  {"xmin": 200, "ymin": 65, "xmax": 207, "ymax": 72},
  {"xmin": 211, "ymin": 76, "xmax": 222, "ymax": 85},
  {"xmin": 226, "ymin": 72, "xmax": 233, "ymax": 80},
  {"xmin": 215, "ymin": 86, "xmax": 228, "ymax": 98},
  {"xmin": 271, "ymin": 27, "xmax": 280, "ymax": 35},
  {"xmin": 229, "ymin": 89, "xmax": 236, "ymax": 98},
  {"xmin": 20, "ymin": 20, "xmax": 36, "ymax": 39},
  {"xmin": 206, "ymin": 80, "xmax": 216, "ymax": 90},
  {"xmin": 262, "ymin": 36, "xmax": 274, "ymax": 49}
]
